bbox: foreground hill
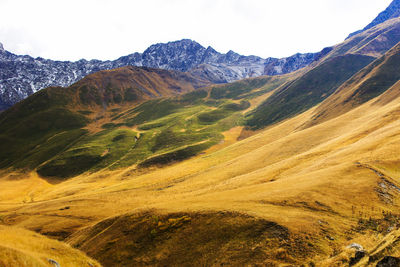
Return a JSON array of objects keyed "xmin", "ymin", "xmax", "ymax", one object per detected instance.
[{"xmin": 0, "ymin": 226, "xmax": 100, "ymax": 267}]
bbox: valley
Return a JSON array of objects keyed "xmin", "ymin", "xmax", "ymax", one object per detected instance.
[
  {"xmin": 2, "ymin": 1, "xmax": 400, "ymax": 266},
  {"xmin": 2, "ymin": 72, "xmax": 400, "ymax": 265}
]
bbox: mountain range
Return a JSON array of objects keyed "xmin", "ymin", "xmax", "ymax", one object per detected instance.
[
  {"xmin": 3, "ymin": 0, "xmax": 400, "ymax": 111},
  {"xmin": 3, "ymin": 1, "xmax": 400, "ymax": 266},
  {"xmin": 3, "ymin": 12, "xmax": 399, "ymax": 177},
  {"xmin": 0, "ymin": 39, "xmax": 323, "ymax": 110}
]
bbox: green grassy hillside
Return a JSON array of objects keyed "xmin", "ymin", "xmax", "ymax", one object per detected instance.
[
  {"xmin": 0, "ymin": 66, "xmax": 208, "ymax": 176},
  {"xmin": 307, "ymin": 42, "xmax": 400, "ymax": 127},
  {"xmin": 245, "ymin": 54, "xmax": 374, "ymax": 129},
  {"xmin": 0, "ymin": 70, "xmax": 286, "ymax": 178},
  {"xmin": 208, "ymin": 76, "xmax": 284, "ymax": 100},
  {"xmin": 36, "ymin": 93, "xmax": 255, "ymax": 178}
]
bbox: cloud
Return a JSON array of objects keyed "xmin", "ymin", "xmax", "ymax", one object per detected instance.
[{"xmin": 0, "ymin": 0, "xmax": 393, "ymax": 61}]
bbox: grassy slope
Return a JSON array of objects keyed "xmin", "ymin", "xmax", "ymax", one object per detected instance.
[
  {"xmin": 208, "ymin": 76, "xmax": 285, "ymax": 100},
  {"xmin": 0, "ymin": 225, "xmax": 100, "ymax": 267},
  {"xmin": 0, "ymin": 66, "xmax": 210, "ymax": 176},
  {"xmin": 67, "ymin": 211, "xmax": 312, "ymax": 266},
  {"xmin": 2, "ymin": 75, "xmax": 400, "ymax": 265},
  {"xmin": 72, "ymin": 66, "xmax": 210, "ymax": 106},
  {"xmin": 319, "ymin": 17, "xmax": 400, "ymax": 61},
  {"xmin": 242, "ymin": 17, "xmax": 400, "ymax": 131},
  {"xmin": 245, "ymin": 54, "xmax": 374, "ymax": 129},
  {"xmin": 306, "ymin": 42, "xmax": 400, "ymax": 128},
  {"xmin": 0, "ymin": 72, "xmax": 286, "ymax": 179},
  {"xmin": 3, "ymin": 38, "xmax": 400, "ymax": 265},
  {"xmin": 0, "ymin": 94, "xmax": 89, "ymax": 170},
  {"xmin": 36, "ymin": 93, "xmax": 253, "ymax": 178}
]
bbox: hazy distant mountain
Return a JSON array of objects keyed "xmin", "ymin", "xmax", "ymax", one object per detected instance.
[
  {"xmin": 0, "ymin": 39, "xmax": 322, "ymax": 110},
  {"xmin": 347, "ymin": 0, "xmax": 400, "ymax": 38}
]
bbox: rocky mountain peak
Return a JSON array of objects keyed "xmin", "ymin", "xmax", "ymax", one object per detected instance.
[
  {"xmin": 141, "ymin": 39, "xmax": 207, "ymax": 72},
  {"xmin": 204, "ymin": 46, "xmax": 218, "ymax": 55},
  {"xmin": 201, "ymin": 46, "xmax": 220, "ymax": 63},
  {"xmin": 0, "ymin": 42, "xmax": 4, "ymax": 52},
  {"xmin": 347, "ymin": 0, "xmax": 400, "ymax": 38},
  {"xmin": 144, "ymin": 39, "xmax": 204, "ymax": 55},
  {"xmin": 225, "ymin": 50, "xmax": 241, "ymax": 63},
  {"xmin": 364, "ymin": 0, "xmax": 400, "ymax": 27}
]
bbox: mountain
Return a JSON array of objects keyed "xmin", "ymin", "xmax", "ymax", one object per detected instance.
[
  {"xmin": 5, "ymin": 3, "xmax": 400, "ymax": 267},
  {"xmin": 305, "ymin": 41, "xmax": 400, "ymax": 128},
  {"xmin": 0, "ymin": 66, "xmax": 212, "ymax": 175},
  {"xmin": 68, "ymin": 65, "xmax": 210, "ymax": 106},
  {"xmin": 245, "ymin": 54, "xmax": 375, "ymax": 129},
  {"xmin": 0, "ymin": 65, "xmax": 288, "ymax": 178},
  {"xmin": 0, "ymin": 39, "xmax": 321, "ymax": 110},
  {"xmin": 324, "ymin": 17, "xmax": 400, "ymax": 60},
  {"xmin": 4, "ymin": 9, "xmax": 400, "ymax": 177},
  {"xmin": 347, "ymin": 0, "xmax": 400, "ymax": 38},
  {"xmin": 3, "ymin": 43, "xmax": 400, "ymax": 265},
  {"xmin": 2, "ymin": 1, "xmax": 400, "ymax": 111},
  {"xmin": 245, "ymin": 17, "xmax": 400, "ymax": 130}
]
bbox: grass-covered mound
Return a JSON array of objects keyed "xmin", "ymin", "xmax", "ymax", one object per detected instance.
[
  {"xmin": 105, "ymin": 94, "xmax": 251, "ymax": 171},
  {"xmin": 0, "ymin": 107, "xmax": 88, "ymax": 170},
  {"xmin": 37, "ymin": 129, "xmax": 138, "ymax": 178},
  {"xmin": 68, "ymin": 211, "xmax": 317, "ymax": 266},
  {"xmin": 0, "ymin": 225, "xmax": 100, "ymax": 267}
]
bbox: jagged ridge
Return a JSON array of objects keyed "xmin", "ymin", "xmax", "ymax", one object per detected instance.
[
  {"xmin": 0, "ymin": 39, "xmax": 322, "ymax": 109},
  {"xmin": 347, "ymin": 0, "xmax": 400, "ymax": 38}
]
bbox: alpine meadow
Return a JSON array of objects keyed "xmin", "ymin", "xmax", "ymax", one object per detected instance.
[{"xmin": 3, "ymin": 1, "xmax": 400, "ymax": 266}]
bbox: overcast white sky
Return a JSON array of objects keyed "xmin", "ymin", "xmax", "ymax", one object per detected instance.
[{"xmin": 0, "ymin": 0, "xmax": 393, "ymax": 61}]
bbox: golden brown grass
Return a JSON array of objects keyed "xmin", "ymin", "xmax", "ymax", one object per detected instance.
[
  {"xmin": 305, "ymin": 42, "xmax": 400, "ymax": 128},
  {"xmin": 66, "ymin": 211, "xmax": 315, "ymax": 266},
  {"xmin": 0, "ymin": 225, "xmax": 100, "ymax": 267},
  {"xmin": 2, "ymin": 74, "xmax": 400, "ymax": 265}
]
